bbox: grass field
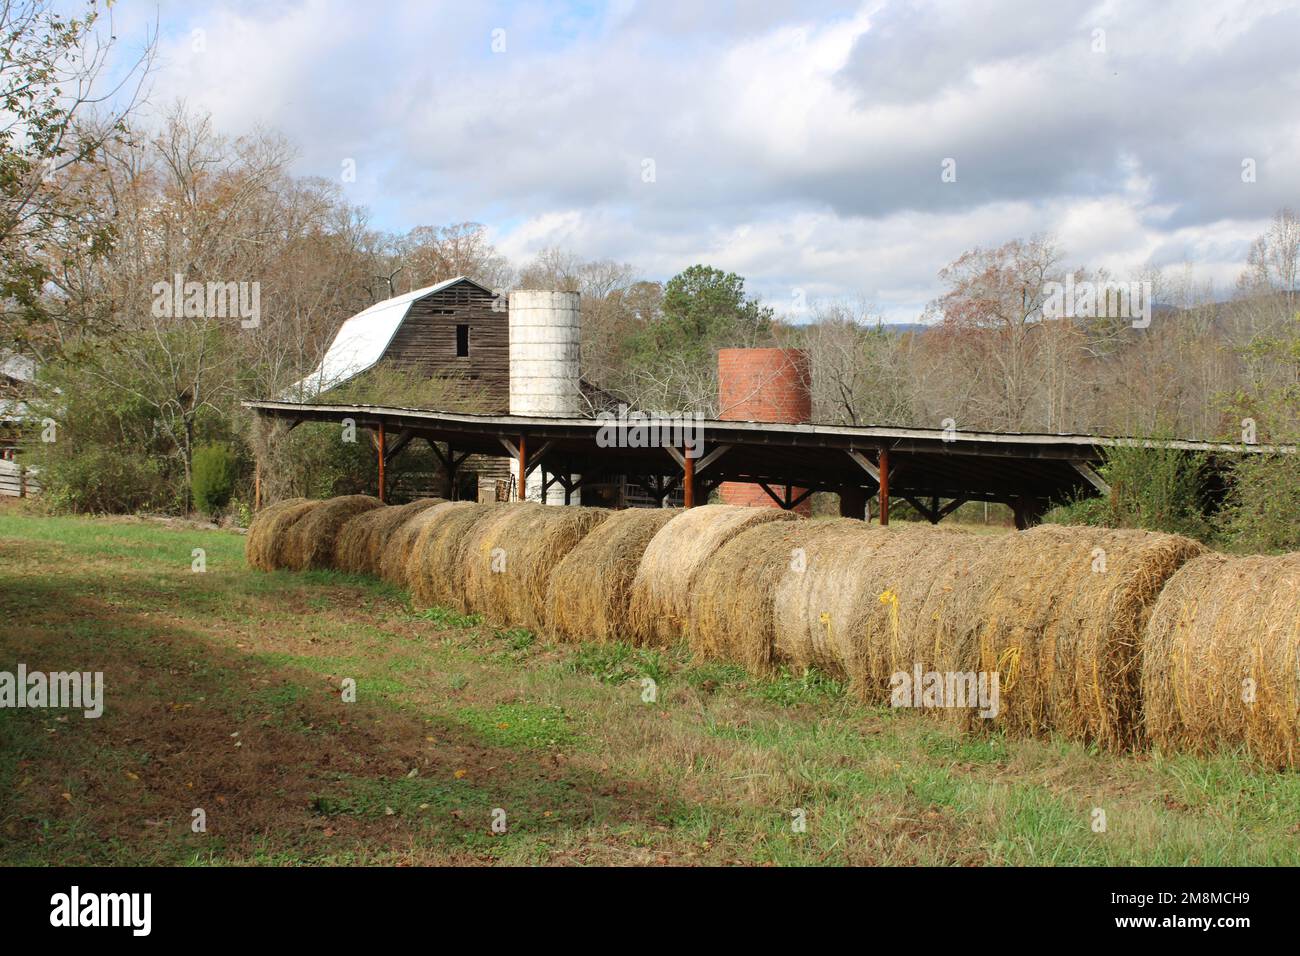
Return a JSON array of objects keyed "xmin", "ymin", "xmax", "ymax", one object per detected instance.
[{"xmin": 1, "ymin": 504, "xmax": 1297, "ymax": 866}]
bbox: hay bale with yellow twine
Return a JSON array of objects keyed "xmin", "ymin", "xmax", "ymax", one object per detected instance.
[
  {"xmin": 545, "ymin": 508, "xmax": 679, "ymax": 643},
  {"xmin": 380, "ymin": 500, "xmax": 462, "ymax": 586},
  {"xmin": 692, "ymin": 518, "xmax": 887, "ymax": 674},
  {"xmin": 849, "ymin": 528, "xmax": 991, "ymax": 705},
  {"xmin": 246, "ymin": 498, "xmax": 317, "ymax": 571},
  {"xmin": 407, "ymin": 502, "xmax": 504, "ymax": 611},
  {"xmin": 463, "ymin": 505, "xmax": 611, "ymax": 629},
  {"xmin": 627, "ymin": 504, "xmax": 802, "ymax": 648},
  {"xmin": 1141, "ymin": 552, "xmax": 1300, "ymax": 768},
  {"xmin": 931, "ymin": 525, "xmax": 1206, "ymax": 748},
  {"xmin": 333, "ymin": 498, "xmax": 445, "ymax": 576}
]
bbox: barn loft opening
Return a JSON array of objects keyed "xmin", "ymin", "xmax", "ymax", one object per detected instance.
[{"xmin": 455, "ymin": 324, "xmax": 470, "ymax": 357}]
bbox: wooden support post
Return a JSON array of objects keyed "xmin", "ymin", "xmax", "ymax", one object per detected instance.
[
  {"xmin": 839, "ymin": 486, "xmax": 867, "ymax": 519},
  {"xmin": 878, "ymin": 446, "xmax": 890, "ymax": 526},
  {"xmin": 518, "ymin": 433, "xmax": 527, "ymax": 502},
  {"xmin": 254, "ymin": 462, "xmax": 262, "ymax": 511},
  {"xmin": 377, "ymin": 422, "xmax": 386, "ymax": 503},
  {"xmin": 683, "ymin": 448, "xmax": 695, "ymax": 509}
]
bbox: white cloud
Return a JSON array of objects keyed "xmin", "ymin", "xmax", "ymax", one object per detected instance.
[{"xmin": 131, "ymin": 0, "xmax": 1300, "ymax": 318}]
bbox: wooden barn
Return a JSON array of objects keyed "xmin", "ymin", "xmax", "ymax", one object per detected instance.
[
  {"xmin": 290, "ymin": 276, "xmax": 509, "ymax": 411},
  {"xmin": 285, "ymin": 276, "xmax": 514, "ymax": 500}
]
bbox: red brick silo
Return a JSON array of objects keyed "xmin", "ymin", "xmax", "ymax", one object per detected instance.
[{"xmin": 717, "ymin": 348, "xmax": 813, "ymax": 514}]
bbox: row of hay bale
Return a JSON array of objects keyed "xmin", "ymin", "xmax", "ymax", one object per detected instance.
[{"xmin": 247, "ymin": 497, "xmax": 1300, "ymax": 767}]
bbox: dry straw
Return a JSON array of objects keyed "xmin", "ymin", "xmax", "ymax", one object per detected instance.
[
  {"xmin": 1142, "ymin": 552, "xmax": 1300, "ymax": 768},
  {"xmin": 464, "ymin": 505, "xmax": 611, "ymax": 629},
  {"xmin": 245, "ymin": 498, "xmax": 317, "ymax": 571},
  {"xmin": 850, "ymin": 528, "xmax": 990, "ymax": 705},
  {"xmin": 407, "ymin": 502, "xmax": 502, "ymax": 610},
  {"xmin": 627, "ymin": 504, "xmax": 801, "ymax": 647},
  {"xmin": 546, "ymin": 508, "xmax": 679, "ymax": 643},
  {"xmin": 283, "ymin": 495, "xmax": 383, "ymax": 571},
  {"xmin": 929, "ymin": 525, "xmax": 1206, "ymax": 748},
  {"xmin": 379, "ymin": 500, "xmax": 462, "ymax": 586},
  {"xmin": 770, "ymin": 525, "xmax": 979, "ymax": 690},
  {"xmin": 333, "ymin": 498, "xmax": 445, "ymax": 576},
  {"xmin": 692, "ymin": 518, "xmax": 885, "ymax": 673}
]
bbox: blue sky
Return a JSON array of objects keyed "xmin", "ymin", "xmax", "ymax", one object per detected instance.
[{"xmin": 100, "ymin": 0, "xmax": 1300, "ymax": 320}]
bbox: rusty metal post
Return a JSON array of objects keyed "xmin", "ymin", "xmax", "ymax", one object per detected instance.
[
  {"xmin": 683, "ymin": 448, "xmax": 695, "ymax": 508},
  {"xmin": 377, "ymin": 422, "xmax": 386, "ymax": 503},
  {"xmin": 878, "ymin": 446, "xmax": 889, "ymax": 526}
]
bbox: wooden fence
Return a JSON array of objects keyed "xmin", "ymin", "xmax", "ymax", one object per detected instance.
[{"xmin": 0, "ymin": 458, "xmax": 39, "ymax": 497}]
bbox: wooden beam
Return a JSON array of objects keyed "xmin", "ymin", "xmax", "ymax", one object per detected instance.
[
  {"xmin": 683, "ymin": 448, "xmax": 695, "ymax": 508},
  {"xmin": 901, "ymin": 495, "xmax": 938, "ymax": 524},
  {"xmin": 936, "ymin": 497, "xmax": 969, "ymax": 521},
  {"xmin": 878, "ymin": 446, "xmax": 890, "ymax": 526},
  {"xmin": 693, "ymin": 443, "xmax": 732, "ymax": 474},
  {"xmin": 758, "ymin": 481, "xmax": 785, "ymax": 508},
  {"xmin": 788, "ymin": 486, "xmax": 815, "ymax": 510},
  {"xmin": 377, "ymin": 421, "xmax": 386, "ymax": 504},
  {"xmin": 384, "ymin": 428, "xmax": 415, "ymax": 463},
  {"xmin": 846, "ymin": 449, "xmax": 880, "ymax": 483},
  {"xmin": 1071, "ymin": 461, "xmax": 1111, "ymax": 495},
  {"xmin": 525, "ymin": 440, "xmax": 553, "ymax": 476},
  {"xmin": 664, "ymin": 445, "xmax": 686, "ymax": 469},
  {"xmin": 518, "ymin": 433, "xmax": 527, "ymax": 502},
  {"xmin": 498, "ymin": 436, "xmax": 519, "ymax": 459}
]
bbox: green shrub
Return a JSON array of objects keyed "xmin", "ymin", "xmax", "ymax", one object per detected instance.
[
  {"xmin": 1042, "ymin": 441, "xmax": 1212, "ymax": 540},
  {"xmin": 38, "ymin": 446, "xmax": 170, "ymax": 514},
  {"xmin": 1215, "ymin": 455, "xmax": 1300, "ymax": 553},
  {"xmin": 191, "ymin": 443, "xmax": 239, "ymax": 517}
]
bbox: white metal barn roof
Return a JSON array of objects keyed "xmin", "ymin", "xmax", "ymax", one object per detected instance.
[{"xmin": 286, "ymin": 276, "xmax": 474, "ymax": 399}]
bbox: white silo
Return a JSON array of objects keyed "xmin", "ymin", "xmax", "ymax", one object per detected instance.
[{"xmin": 508, "ymin": 290, "xmax": 581, "ymax": 501}]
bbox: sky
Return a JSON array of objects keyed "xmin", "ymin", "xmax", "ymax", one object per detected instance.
[{"xmin": 101, "ymin": 0, "xmax": 1300, "ymax": 321}]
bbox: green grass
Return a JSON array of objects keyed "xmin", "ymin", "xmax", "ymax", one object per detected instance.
[{"xmin": 1, "ymin": 505, "xmax": 1298, "ymax": 866}]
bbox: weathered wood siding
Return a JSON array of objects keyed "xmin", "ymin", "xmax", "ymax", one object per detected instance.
[
  {"xmin": 378, "ymin": 280, "xmax": 509, "ymax": 412},
  {"xmin": 0, "ymin": 458, "xmax": 39, "ymax": 497}
]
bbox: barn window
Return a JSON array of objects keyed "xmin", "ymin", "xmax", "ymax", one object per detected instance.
[{"xmin": 455, "ymin": 324, "xmax": 470, "ymax": 357}]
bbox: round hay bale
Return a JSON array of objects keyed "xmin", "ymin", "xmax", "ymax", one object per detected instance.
[
  {"xmin": 1141, "ymin": 552, "xmax": 1300, "ymax": 768},
  {"xmin": 931, "ymin": 525, "xmax": 1206, "ymax": 748},
  {"xmin": 283, "ymin": 494, "xmax": 383, "ymax": 571},
  {"xmin": 407, "ymin": 502, "xmax": 504, "ymax": 611},
  {"xmin": 770, "ymin": 522, "xmax": 913, "ymax": 678},
  {"xmin": 333, "ymin": 498, "xmax": 445, "ymax": 577},
  {"xmin": 627, "ymin": 504, "xmax": 802, "ymax": 648},
  {"xmin": 463, "ymin": 505, "xmax": 612, "ymax": 630},
  {"xmin": 245, "ymin": 498, "xmax": 317, "ymax": 571},
  {"xmin": 851, "ymin": 528, "xmax": 991, "ymax": 704},
  {"xmin": 690, "ymin": 519, "xmax": 886, "ymax": 673},
  {"xmin": 545, "ymin": 508, "xmax": 680, "ymax": 644},
  {"xmin": 379, "ymin": 500, "xmax": 462, "ymax": 587}
]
